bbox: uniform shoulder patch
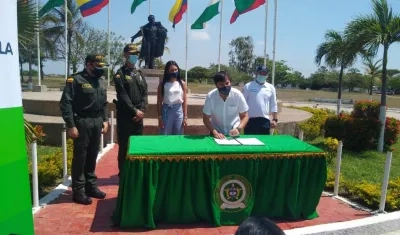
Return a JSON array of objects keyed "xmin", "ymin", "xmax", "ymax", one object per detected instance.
[{"xmin": 66, "ymin": 77, "xmax": 74, "ymax": 83}]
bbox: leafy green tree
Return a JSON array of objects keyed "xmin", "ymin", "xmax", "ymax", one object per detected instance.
[
  {"xmin": 345, "ymin": 0, "xmax": 400, "ymax": 152},
  {"xmin": 229, "ymin": 36, "xmax": 254, "ymax": 75},
  {"xmin": 344, "ymin": 68, "xmax": 368, "ymax": 92},
  {"xmin": 363, "ymin": 57, "xmax": 382, "ymax": 99},
  {"xmin": 388, "ymin": 76, "xmax": 400, "ymax": 92},
  {"xmin": 315, "ymin": 30, "xmax": 357, "ymax": 115},
  {"xmin": 209, "ymin": 64, "xmax": 252, "ymax": 84},
  {"xmin": 187, "ymin": 66, "xmax": 211, "ymax": 83},
  {"xmin": 41, "ymin": 0, "xmax": 86, "ymax": 75},
  {"xmin": 17, "ymin": 0, "xmax": 45, "ymax": 145}
]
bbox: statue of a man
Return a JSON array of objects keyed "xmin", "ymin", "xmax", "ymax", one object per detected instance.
[{"xmin": 131, "ymin": 15, "xmax": 168, "ymax": 69}]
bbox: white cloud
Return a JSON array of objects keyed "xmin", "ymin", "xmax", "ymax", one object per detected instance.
[
  {"xmin": 190, "ymin": 30, "xmax": 211, "ymax": 41},
  {"xmin": 256, "ymin": 40, "xmax": 264, "ymax": 45}
]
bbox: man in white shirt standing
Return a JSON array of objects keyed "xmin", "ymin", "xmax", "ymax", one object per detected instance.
[
  {"xmin": 243, "ymin": 65, "xmax": 278, "ymax": 135},
  {"xmin": 203, "ymin": 71, "xmax": 249, "ymax": 139}
]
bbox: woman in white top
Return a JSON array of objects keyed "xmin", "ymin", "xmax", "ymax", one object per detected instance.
[{"xmin": 157, "ymin": 60, "xmax": 188, "ymax": 135}]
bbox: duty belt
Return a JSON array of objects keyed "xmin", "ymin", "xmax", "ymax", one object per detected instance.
[{"xmin": 75, "ymin": 112, "xmax": 102, "ymax": 119}]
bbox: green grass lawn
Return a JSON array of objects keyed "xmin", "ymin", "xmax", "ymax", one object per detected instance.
[{"xmin": 308, "ymin": 137, "xmax": 400, "ymax": 184}]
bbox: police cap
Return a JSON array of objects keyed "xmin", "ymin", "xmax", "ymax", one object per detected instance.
[
  {"xmin": 123, "ymin": 43, "xmax": 140, "ymax": 54},
  {"xmin": 85, "ymin": 54, "xmax": 107, "ymax": 67}
]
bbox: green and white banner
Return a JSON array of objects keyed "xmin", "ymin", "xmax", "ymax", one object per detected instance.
[{"xmin": 0, "ymin": 1, "xmax": 35, "ymax": 234}]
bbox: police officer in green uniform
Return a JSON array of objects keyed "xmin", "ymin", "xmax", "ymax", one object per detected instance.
[
  {"xmin": 114, "ymin": 43, "xmax": 148, "ymax": 176},
  {"xmin": 60, "ymin": 54, "xmax": 109, "ymax": 205}
]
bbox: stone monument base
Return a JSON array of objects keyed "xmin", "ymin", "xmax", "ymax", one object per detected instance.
[
  {"xmin": 33, "ymin": 85, "xmax": 47, "ymax": 92},
  {"xmin": 141, "ymin": 69, "xmax": 163, "ymax": 95}
]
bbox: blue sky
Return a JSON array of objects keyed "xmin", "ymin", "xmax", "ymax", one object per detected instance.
[{"xmin": 40, "ymin": 0, "xmax": 400, "ymax": 77}]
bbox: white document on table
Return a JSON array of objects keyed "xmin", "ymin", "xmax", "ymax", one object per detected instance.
[
  {"xmin": 214, "ymin": 138, "xmax": 242, "ymax": 145},
  {"xmin": 236, "ymin": 138, "xmax": 265, "ymax": 146},
  {"xmin": 214, "ymin": 137, "xmax": 265, "ymax": 146}
]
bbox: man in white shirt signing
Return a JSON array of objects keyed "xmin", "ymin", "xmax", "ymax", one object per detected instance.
[
  {"xmin": 203, "ymin": 71, "xmax": 249, "ymax": 139},
  {"xmin": 243, "ymin": 65, "xmax": 278, "ymax": 135}
]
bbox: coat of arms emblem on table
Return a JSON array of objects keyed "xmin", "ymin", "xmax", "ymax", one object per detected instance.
[{"xmin": 214, "ymin": 174, "xmax": 252, "ymax": 213}]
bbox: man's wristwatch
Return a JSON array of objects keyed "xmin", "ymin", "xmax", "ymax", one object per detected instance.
[
  {"xmin": 273, "ymin": 118, "xmax": 278, "ymax": 123},
  {"xmin": 236, "ymin": 127, "xmax": 243, "ymax": 132}
]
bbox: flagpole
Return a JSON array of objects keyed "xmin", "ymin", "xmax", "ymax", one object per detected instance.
[
  {"xmin": 263, "ymin": 0, "xmax": 268, "ymax": 66},
  {"xmin": 149, "ymin": 0, "xmax": 151, "ymax": 14},
  {"xmin": 271, "ymin": 0, "xmax": 277, "ymax": 86},
  {"xmin": 185, "ymin": 1, "xmax": 188, "ymax": 85},
  {"xmin": 107, "ymin": 0, "xmax": 110, "ymax": 86},
  {"xmin": 37, "ymin": 0, "xmax": 41, "ymax": 86},
  {"xmin": 64, "ymin": 0, "xmax": 68, "ymax": 80},
  {"xmin": 218, "ymin": 0, "xmax": 224, "ymax": 71}
]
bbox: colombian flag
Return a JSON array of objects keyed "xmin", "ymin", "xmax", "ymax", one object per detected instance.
[
  {"xmin": 168, "ymin": 0, "xmax": 188, "ymax": 28},
  {"xmin": 77, "ymin": 0, "xmax": 109, "ymax": 17}
]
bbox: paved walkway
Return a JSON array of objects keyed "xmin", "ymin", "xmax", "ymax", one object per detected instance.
[{"xmin": 34, "ymin": 145, "xmax": 371, "ymax": 235}]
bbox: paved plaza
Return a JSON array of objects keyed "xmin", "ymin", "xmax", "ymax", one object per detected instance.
[{"xmin": 33, "ymin": 145, "xmax": 371, "ymax": 235}]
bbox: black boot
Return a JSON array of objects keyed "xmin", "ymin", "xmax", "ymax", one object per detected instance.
[
  {"xmin": 72, "ymin": 190, "xmax": 92, "ymax": 205},
  {"xmin": 86, "ymin": 188, "xmax": 106, "ymax": 199}
]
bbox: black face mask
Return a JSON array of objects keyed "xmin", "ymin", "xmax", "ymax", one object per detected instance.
[
  {"xmin": 92, "ymin": 67, "xmax": 105, "ymax": 78},
  {"xmin": 168, "ymin": 71, "xmax": 179, "ymax": 79},
  {"xmin": 218, "ymin": 86, "xmax": 231, "ymax": 96}
]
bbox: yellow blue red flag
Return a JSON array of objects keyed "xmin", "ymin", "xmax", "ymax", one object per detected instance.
[{"xmin": 168, "ymin": 0, "xmax": 187, "ymax": 28}]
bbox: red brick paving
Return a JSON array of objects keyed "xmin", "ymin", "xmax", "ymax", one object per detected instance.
[{"xmin": 34, "ymin": 145, "xmax": 371, "ymax": 235}]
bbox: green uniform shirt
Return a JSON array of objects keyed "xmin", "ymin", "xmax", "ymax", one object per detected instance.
[
  {"xmin": 60, "ymin": 70, "xmax": 109, "ymax": 128},
  {"xmin": 114, "ymin": 65, "xmax": 148, "ymax": 117}
]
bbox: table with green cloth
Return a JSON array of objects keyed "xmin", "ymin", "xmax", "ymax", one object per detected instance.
[{"xmin": 112, "ymin": 135, "xmax": 327, "ymax": 229}]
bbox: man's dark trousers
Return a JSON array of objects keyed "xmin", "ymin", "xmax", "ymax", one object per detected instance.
[
  {"xmin": 244, "ymin": 117, "xmax": 271, "ymax": 135},
  {"xmin": 71, "ymin": 116, "xmax": 103, "ymax": 193},
  {"xmin": 117, "ymin": 111, "xmax": 143, "ymax": 176},
  {"xmin": 145, "ymin": 41, "xmax": 156, "ymax": 69}
]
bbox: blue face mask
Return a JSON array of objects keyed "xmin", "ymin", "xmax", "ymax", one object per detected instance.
[
  {"xmin": 256, "ymin": 75, "xmax": 267, "ymax": 83},
  {"xmin": 168, "ymin": 71, "xmax": 179, "ymax": 78},
  {"xmin": 128, "ymin": 55, "xmax": 138, "ymax": 65},
  {"xmin": 218, "ymin": 86, "xmax": 231, "ymax": 96}
]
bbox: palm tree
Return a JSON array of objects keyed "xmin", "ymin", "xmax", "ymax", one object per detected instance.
[
  {"xmin": 40, "ymin": 0, "xmax": 85, "ymax": 75},
  {"xmin": 315, "ymin": 30, "xmax": 357, "ymax": 115},
  {"xmin": 345, "ymin": 0, "xmax": 400, "ymax": 152},
  {"xmin": 17, "ymin": 0, "xmax": 43, "ymax": 146},
  {"xmin": 363, "ymin": 57, "xmax": 382, "ymax": 101}
]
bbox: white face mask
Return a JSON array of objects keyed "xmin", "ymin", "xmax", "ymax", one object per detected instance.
[{"xmin": 256, "ymin": 75, "xmax": 267, "ymax": 83}]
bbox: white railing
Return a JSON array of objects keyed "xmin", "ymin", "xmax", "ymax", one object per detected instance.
[
  {"xmin": 31, "ymin": 139, "xmax": 39, "ymax": 208},
  {"xmin": 379, "ymin": 151, "xmax": 393, "ymax": 213},
  {"xmin": 333, "ymin": 141, "xmax": 343, "ymax": 196},
  {"xmin": 30, "ymin": 112, "xmax": 114, "ymax": 209},
  {"xmin": 332, "ymin": 140, "xmax": 393, "ymax": 213}
]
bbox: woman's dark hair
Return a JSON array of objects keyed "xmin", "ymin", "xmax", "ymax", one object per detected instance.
[
  {"xmin": 161, "ymin": 60, "xmax": 183, "ymax": 96},
  {"xmin": 213, "ymin": 71, "xmax": 231, "ymax": 84},
  {"xmin": 235, "ymin": 217, "xmax": 285, "ymax": 235}
]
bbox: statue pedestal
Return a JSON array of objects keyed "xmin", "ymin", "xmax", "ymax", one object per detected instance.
[{"xmin": 141, "ymin": 69, "xmax": 163, "ymax": 95}]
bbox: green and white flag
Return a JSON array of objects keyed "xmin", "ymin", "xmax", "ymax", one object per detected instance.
[
  {"xmin": 131, "ymin": 0, "xmax": 146, "ymax": 14},
  {"xmin": 0, "ymin": 1, "xmax": 34, "ymax": 234},
  {"xmin": 39, "ymin": 0, "xmax": 64, "ymax": 17},
  {"xmin": 191, "ymin": 0, "xmax": 220, "ymax": 30}
]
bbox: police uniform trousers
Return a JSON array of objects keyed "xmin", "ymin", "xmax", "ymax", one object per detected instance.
[
  {"xmin": 117, "ymin": 110, "xmax": 143, "ymax": 176},
  {"xmin": 71, "ymin": 116, "xmax": 103, "ymax": 192}
]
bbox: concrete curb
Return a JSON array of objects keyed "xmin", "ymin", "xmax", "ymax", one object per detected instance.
[
  {"xmin": 32, "ymin": 143, "xmax": 115, "ymax": 215},
  {"xmin": 284, "ymin": 211, "xmax": 400, "ymax": 235}
]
